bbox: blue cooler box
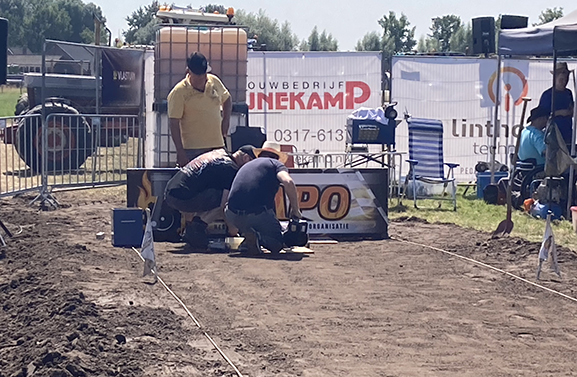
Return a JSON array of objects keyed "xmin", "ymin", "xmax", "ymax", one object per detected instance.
[
  {"xmin": 112, "ymin": 208, "xmax": 145, "ymax": 247},
  {"xmin": 476, "ymin": 172, "xmax": 508, "ymax": 198}
]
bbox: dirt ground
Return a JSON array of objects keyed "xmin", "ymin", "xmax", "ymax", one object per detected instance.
[{"xmin": 2, "ymin": 191, "xmax": 577, "ymax": 377}]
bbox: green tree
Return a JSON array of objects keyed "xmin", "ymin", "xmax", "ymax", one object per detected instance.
[
  {"xmin": 355, "ymin": 31, "xmax": 381, "ymax": 51},
  {"xmin": 417, "ymin": 35, "xmax": 426, "ymax": 53},
  {"xmin": 278, "ymin": 21, "xmax": 299, "ymax": 51},
  {"xmin": 429, "ymin": 15, "xmax": 461, "ymax": 52},
  {"xmin": 307, "ymin": 26, "xmax": 320, "ymax": 51},
  {"xmin": 449, "ymin": 23, "xmax": 472, "ymax": 54},
  {"xmin": 0, "ymin": 0, "xmax": 28, "ymax": 48},
  {"xmin": 124, "ymin": 0, "xmax": 159, "ymax": 45},
  {"xmin": 25, "ymin": 0, "xmax": 73, "ymax": 52},
  {"xmin": 0, "ymin": 0, "xmax": 108, "ymax": 52},
  {"xmin": 534, "ymin": 7, "xmax": 563, "ymax": 26},
  {"xmin": 235, "ymin": 9, "xmax": 298, "ymax": 51},
  {"xmin": 318, "ymin": 30, "xmax": 338, "ymax": 51},
  {"xmin": 378, "ymin": 11, "xmax": 416, "ymax": 58},
  {"xmin": 203, "ymin": 4, "xmax": 226, "ymax": 14}
]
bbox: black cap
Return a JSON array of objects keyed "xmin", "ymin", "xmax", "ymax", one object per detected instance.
[
  {"xmin": 238, "ymin": 145, "xmax": 256, "ymax": 159},
  {"xmin": 187, "ymin": 52, "xmax": 211, "ymax": 75},
  {"xmin": 527, "ymin": 106, "xmax": 549, "ymax": 123}
]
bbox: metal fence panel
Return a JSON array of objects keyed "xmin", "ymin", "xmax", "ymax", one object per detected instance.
[
  {"xmin": 0, "ymin": 114, "xmax": 43, "ymax": 197},
  {"xmin": 0, "ymin": 112, "xmax": 143, "ymax": 203},
  {"xmin": 42, "ymin": 113, "xmax": 143, "ymax": 190}
]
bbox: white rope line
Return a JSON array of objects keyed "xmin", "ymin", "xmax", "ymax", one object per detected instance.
[
  {"xmin": 131, "ymin": 247, "xmax": 244, "ymax": 377},
  {"xmin": 392, "ymin": 237, "xmax": 577, "ymax": 304}
]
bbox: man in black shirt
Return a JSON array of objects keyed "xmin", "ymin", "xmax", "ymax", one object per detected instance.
[
  {"xmin": 164, "ymin": 145, "xmax": 256, "ymax": 248},
  {"xmin": 538, "ymin": 62, "xmax": 574, "ymax": 146},
  {"xmin": 226, "ymin": 141, "xmax": 302, "ymax": 254}
]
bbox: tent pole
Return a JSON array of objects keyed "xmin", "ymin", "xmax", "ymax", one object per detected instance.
[
  {"xmin": 567, "ymin": 63, "xmax": 577, "ymax": 218},
  {"xmin": 568, "ymin": 67, "xmax": 577, "ymax": 219},
  {"xmin": 490, "ymin": 54, "xmax": 502, "ymax": 185},
  {"xmin": 547, "ymin": 52, "xmax": 558, "ymax": 216},
  {"xmin": 551, "ymin": 53, "xmax": 557, "ymax": 125}
]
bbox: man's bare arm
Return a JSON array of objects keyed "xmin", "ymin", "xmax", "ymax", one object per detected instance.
[
  {"xmin": 277, "ymin": 171, "xmax": 302, "ymax": 218},
  {"xmin": 169, "ymin": 118, "xmax": 188, "ymax": 166},
  {"xmin": 221, "ymin": 97, "xmax": 232, "ymax": 139}
]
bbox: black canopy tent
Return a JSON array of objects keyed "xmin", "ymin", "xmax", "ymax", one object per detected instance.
[{"xmin": 496, "ymin": 9, "xmax": 577, "ymax": 217}]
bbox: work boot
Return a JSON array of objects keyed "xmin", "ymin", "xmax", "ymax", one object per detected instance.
[
  {"xmin": 183, "ymin": 217, "xmax": 208, "ymax": 249},
  {"xmin": 239, "ymin": 229, "xmax": 261, "ymax": 255}
]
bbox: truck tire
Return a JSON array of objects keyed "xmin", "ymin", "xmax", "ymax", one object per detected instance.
[
  {"xmin": 16, "ymin": 102, "xmax": 95, "ymax": 174},
  {"xmin": 15, "ymin": 93, "xmax": 29, "ymax": 116}
]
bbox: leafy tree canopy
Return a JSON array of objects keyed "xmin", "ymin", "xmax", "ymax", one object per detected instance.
[
  {"xmin": 449, "ymin": 23, "xmax": 472, "ymax": 54},
  {"xmin": 378, "ymin": 11, "xmax": 416, "ymax": 58},
  {"xmin": 300, "ymin": 26, "xmax": 338, "ymax": 51},
  {"xmin": 428, "ymin": 15, "xmax": 461, "ymax": 52},
  {"xmin": 355, "ymin": 31, "xmax": 381, "ymax": 52},
  {"xmin": 534, "ymin": 7, "xmax": 563, "ymax": 26},
  {"xmin": 124, "ymin": 0, "xmax": 159, "ymax": 45},
  {"xmin": 0, "ymin": 0, "xmax": 107, "ymax": 53},
  {"xmin": 234, "ymin": 9, "xmax": 299, "ymax": 51}
]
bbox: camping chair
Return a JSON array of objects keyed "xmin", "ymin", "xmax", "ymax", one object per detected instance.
[{"xmin": 405, "ymin": 117, "xmax": 459, "ymax": 211}]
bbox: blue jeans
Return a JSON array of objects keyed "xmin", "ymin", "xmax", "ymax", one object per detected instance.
[{"xmin": 225, "ymin": 207, "xmax": 284, "ymax": 253}]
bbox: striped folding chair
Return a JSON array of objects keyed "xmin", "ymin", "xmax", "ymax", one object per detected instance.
[{"xmin": 405, "ymin": 117, "xmax": 459, "ymax": 211}]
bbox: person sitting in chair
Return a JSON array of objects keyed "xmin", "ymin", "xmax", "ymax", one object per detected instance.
[
  {"xmin": 538, "ymin": 62, "xmax": 574, "ymax": 147},
  {"xmin": 518, "ymin": 106, "xmax": 549, "ymax": 166}
]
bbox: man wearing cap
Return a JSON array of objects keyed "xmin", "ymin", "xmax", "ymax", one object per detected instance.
[
  {"xmin": 225, "ymin": 141, "xmax": 302, "ymax": 254},
  {"xmin": 168, "ymin": 51, "xmax": 233, "ymax": 167},
  {"xmin": 518, "ymin": 106, "xmax": 549, "ymax": 166},
  {"xmin": 538, "ymin": 62, "xmax": 574, "ymax": 146},
  {"xmin": 164, "ymin": 145, "xmax": 256, "ymax": 248}
]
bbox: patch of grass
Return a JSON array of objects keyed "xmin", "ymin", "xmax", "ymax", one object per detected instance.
[
  {"xmin": 389, "ymin": 189, "xmax": 577, "ymax": 251},
  {"xmin": 0, "ymin": 86, "xmax": 23, "ymax": 117}
]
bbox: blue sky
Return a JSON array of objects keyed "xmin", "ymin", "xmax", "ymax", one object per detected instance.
[{"xmin": 98, "ymin": 0, "xmax": 576, "ymax": 50}]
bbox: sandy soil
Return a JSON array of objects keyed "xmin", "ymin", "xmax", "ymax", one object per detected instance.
[{"xmin": 2, "ymin": 192, "xmax": 577, "ymax": 376}]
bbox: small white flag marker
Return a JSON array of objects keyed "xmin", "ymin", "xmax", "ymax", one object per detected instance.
[
  {"xmin": 141, "ymin": 208, "xmax": 156, "ymax": 277},
  {"xmin": 537, "ymin": 214, "xmax": 560, "ymax": 280}
]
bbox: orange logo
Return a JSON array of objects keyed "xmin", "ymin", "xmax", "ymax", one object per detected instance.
[{"xmin": 488, "ymin": 67, "xmax": 528, "ymax": 112}]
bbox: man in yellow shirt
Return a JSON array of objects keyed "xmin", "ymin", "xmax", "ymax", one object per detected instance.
[{"xmin": 168, "ymin": 52, "xmax": 232, "ymax": 166}]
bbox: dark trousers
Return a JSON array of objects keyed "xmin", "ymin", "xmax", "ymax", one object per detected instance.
[
  {"xmin": 225, "ymin": 207, "xmax": 284, "ymax": 253},
  {"xmin": 185, "ymin": 147, "xmax": 220, "ymax": 162},
  {"xmin": 165, "ymin": 188, "xmax": 222, "ymax": 213}
]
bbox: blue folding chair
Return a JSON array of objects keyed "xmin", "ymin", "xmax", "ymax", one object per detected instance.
[{"xmin": 405, "ymin": 117, "xmax": 459, "ymax": 211}]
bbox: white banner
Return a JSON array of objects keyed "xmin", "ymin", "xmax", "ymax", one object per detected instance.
[
  {"xmin": 247, "ymin": 51, "xmax": 383, "ymax": 153},
  {"xmin": 392, "ymin": 56, "xmax": 575, "ymax": 181}
]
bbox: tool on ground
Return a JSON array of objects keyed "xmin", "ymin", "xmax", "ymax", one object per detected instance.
[
  {"xmin": 0, "ymin": 219, "xmax": 12, "ymax": 246},
  {"xmin": 493, "ymin": 97, "xmax": 531, "ymax": 237},
  {"xmin": 283, "ymin": 218, "xmax": 309, "ymax": 247}
]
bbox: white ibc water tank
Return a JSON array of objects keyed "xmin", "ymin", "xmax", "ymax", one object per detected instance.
[{"xmin": 155, "ymin": 26, "xmax": 247, "ymax": 104}]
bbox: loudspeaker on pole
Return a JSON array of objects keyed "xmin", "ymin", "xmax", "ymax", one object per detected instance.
[
  {"xmin": 501, "ymin": 15, "xmax": 528, "ymax": 30},
  {"xmin": 472, "ymin": 17, "xmax": 495, "ymax": 55},
  {"xmin": 0, "ymin": 18, "xmax": 7, "ymax": 85}
]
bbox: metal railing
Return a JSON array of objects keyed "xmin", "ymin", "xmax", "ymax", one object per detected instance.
[
  {"xmin": 288, "ymin": 151, "xmax": 405, "ymax": 201},
  {"xmin": 0, "ymin": 114, "xmax": 43, "ymax": 197},
  {"xmin": 0, "ymin": 113, "xmax": 144, "ymax": 205}
]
